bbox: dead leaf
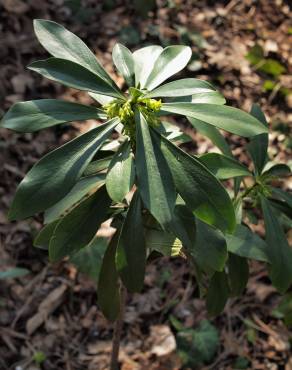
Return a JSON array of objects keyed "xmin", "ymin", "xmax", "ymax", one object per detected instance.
[
  {"xmin": 1, "ymin": 0, "xmax": 29, "ymax": 13},
  {"xmin": 26, "ymin": 283, "xmax": 67, "ymax": 335},
  {"xmin": 149, "ymin": 325, "xmax": 176, "ymax": 357}
]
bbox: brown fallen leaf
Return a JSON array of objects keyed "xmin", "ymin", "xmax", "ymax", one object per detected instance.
[
  {"xmin": 26, "ymin": 283, "xmax": 67, "ymax": 335},
  {"xmin": 1, "ymin": 0, "xmax": 29, "ymax": 13},
  {"xmin": 148, "ymin": 325, "xmax": 176, "ymax": 357},
  {"xmin": 286, "ymin": 357, "xmax": 292, "ymax": 370}
]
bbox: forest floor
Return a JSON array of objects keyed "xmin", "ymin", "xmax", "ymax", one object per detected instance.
[{"xmin": 0, "ymin": 0, "xmax": 292, "ymax": 369}]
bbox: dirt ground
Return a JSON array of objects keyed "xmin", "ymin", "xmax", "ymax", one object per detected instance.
[{"xmin": 0, "ymin": 1, "xmax": 292, "ymax": 369}]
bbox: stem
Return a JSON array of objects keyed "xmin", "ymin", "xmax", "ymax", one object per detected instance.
[{"xmin": 110, "ymin": 283, "xmax": 127, "ymax": 370}]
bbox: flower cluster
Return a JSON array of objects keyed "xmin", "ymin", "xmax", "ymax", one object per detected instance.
[{"xmin": 103, "ymin": 95, "xmax": 161, "ymax": 143}]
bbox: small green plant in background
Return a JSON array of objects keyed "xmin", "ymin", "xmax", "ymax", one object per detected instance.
[
  {"xmin": 33, "ymin": 351, "xmax": 46, "ymax": 366},
  {"xmin": 245, "ymin": 44, "xmax": 291, "ymax": 98},
  {"xmin": 1, "ymin": 20, "xmax": 292, "ymax": 369},
  {"xmin": 0, "ymin": 267, "xmax": 29, "ymax": 280}
]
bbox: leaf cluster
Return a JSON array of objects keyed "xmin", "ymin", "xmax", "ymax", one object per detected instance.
[{"xmin": 1, "ymin": 20, "xmax": 291, "ymax": 321}]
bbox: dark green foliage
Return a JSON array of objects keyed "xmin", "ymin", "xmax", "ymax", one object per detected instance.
[{"xmin": 1, "ymin": 19, "xmax": 291, "ymax": 322}]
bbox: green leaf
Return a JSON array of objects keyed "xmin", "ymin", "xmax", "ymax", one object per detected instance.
[
  {"xmin": 145, "ymin": 46, "xmax": 192, "ymax": 90},
  {"xmin": 188, "ymin": 117, "xmax": 232, "ymax": 156},
  {"xmin": 190, "ymin": 91, "xmax": 226, "ymax": 105},
  {"xmin": 246, "ymin": 104, "xmax": 269, "ymax": 175},
  {"xmin": 97, "ymin": 231, "xmax": 121, "ymax": 321},
  {"xmin": 0, "ymin": 99, "xmax": 105, "ymax": 133},
  {"xmin": 28, "ymin": 58, "xmax": 124, "ymax": 99},
  {"xmin": 272, "ymin": 293, "xmax": 292, "ymax": 327},
  {"xmin": 34, "ymin": 219, "xmax": 59, "ymax": 249},
  {"xmin": 44, "ymin": 174, "xmax": 105, "ymax": 224},
  {"xmin": 33, "ymin": 19, "xmax": 118, "ymax": 88},
  {"xmin": 112, "ymin": 43, "xmax": 135, "ymax": 86},
  {"xmin": 170, "ymin": 204, "xmax": 196, "ymax": 251},
  {"xmin": 83, "ymin": 156, "xmax": 113, "ymax": 176},
  {"xmin": 145, "ymin": 228, "xmax": 182, "ymax": 256},
  {"xmin": 70, "ymin": 236, "xmax": 108, "ymax": 282},
  {"xmin": 144, "ymin": 78, "xmax": 215, "ymax": 98},
  {"xmin": 262, "ymin": 163, "xmax": 291, "ymax": 178},
  {"xmin": 261, "ymin": 197, "xmax": 292, "ymax": 293},
  {"xmin": 135, "ymin": 112, "xmax": 176, "ymax": 229},
  {"xmin": 245, "ymin": 44, "xmax": 264, "ymax": 65},
  {"xmin": 49, "ymin": 185, "xmax": 111, "ymax": 262},
  {"xmin": 106, "ymin": 140, "xmax": 135, "ymax": 202},
  {"xmin": 133, "ymin": 45, "xmax": 163, "ymax": 88},
  {"xmin": 191, "ymin": 320, "xmax": 219, "ymax": 363},
  {"xmin": 8, "ymin": 118, "xmax": 118, "ymax": 220},
  {"xmin": 258, "ymin": 59, "xmax": 286, "ymax": 78},
  {"xmin": 0, "ymin": 267, "xmax": 30, "ymax": 280},
  {"xmin": 89, "ymin": 92, "xmax": 115, "ymax": 105},
  {"xmin": 116, "ymin": 192, "xmax": 146, "ymax": 292},
  {"xmin": 272, "ymin": 188, "xmax": 292, "ymax": 208},
  {"xmin": 153, "ymin": 130, "xmax": 235, "ymax": 233},
  {"xmin": 228, "ymin": 253, "xmax": 249, "ymax": 296},
  {"xmin": 162, "ymin": 103, "xmax": 268, "ymax": 137},
  {"xmin": 192, "ymin": 219, "xmax": 228, "ymax": 272},
  {"xmin": 177, "ymin": 320, "xmax": 219, "ymax": 367},
  {"xmin": 206, "ymin": 271, "xmax": 229, "ymax": 316},
  {"xmin": 158, "ymin": 121, "xmax": 190, "ymax": 143},
  {"xmin": 166, "ymin": 91, "xmax": 225, "ymax": 105},
  {"xmin": 268, "ymin": 198, "xmax": 292, "ymax": 219},
  {"xmin": 225, "ymin": 224, "xmax": 269, "ymax": 262},
  {"xmin": 198, "ymin": 153, "xmax": 251, "ymax": 179}
]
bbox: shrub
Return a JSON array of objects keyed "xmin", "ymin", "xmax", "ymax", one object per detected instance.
[{"xmin": 1, "ymin": 19, "xmax": 292, "ymax": 367}]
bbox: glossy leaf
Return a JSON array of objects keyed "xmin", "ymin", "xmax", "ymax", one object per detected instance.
[
  {"xmin": 272, "ymin": 188, "xmax": 292, "ymax": 208},
  {"xmin": 206, "ymin": 271, "xmax": 229, "ymax": 316},
  {"xmin": 8, "ymin": 118, "xmax": 118, "ymax": 220},
  {"xmin": 145, "ymin": 46, "xmax": 192, "ymax": 90},
  {"xmin": 228, "ymin": 254, "xmax": 249, "ymax": 296},
  {"xmin": 49, "ymin": 186, "xmax": 111, "ymax": 262},
  {"xmin": 1, "ymin": 99, "xmax": 104, "ymax": 133},
  {"xmin": 112, "ymin": 43, "xmax": 135, "ymax": 86},
  {"xmin": 190, "ymin": 91, "xmax": 226, "ymax": 105},
  {"xmin": 116, "ymin": 192, "xmax": 146, "ymax": 292},
  {"xmin": 89, "ymin": 92, "xmax": 115, "ymax": 105},
  {"xmin": 165, "ymin": 91, "xmax": 225, "ymax": 105},
  {"xmin": 246, "ymin": 104, "xmax": 269, "ymax": 175},
  {"xmin": 106, "ymin": 140, "xmax": 135, "ymax": 202},
  {"xmin": 144, "ymin": 78, "xmax": 215, "ymax": 98},
  {"xmin": 33, "ymin": 19, "xmax": 117, "ymax": 88},
  {"xmin": 70, "ymin": 237, "xmax": 108, "ymax": 282},
  {"xmin": 153, "ymin": 130, "xmax": 235, "ymax": 233},
  {"xmin": 198, "ymin": 153, "xmax": 251, "ymax": 180},
  {"xmin": 145, "ymin": 228, "xmax": 182, "ymax": 256},
  {"xmin": 44, "ymin": 174, "xmax": 105, "ymax": 224},
  {"xmin": 192, "ymin": 219, "xmax": 227, "ymax": 272},
  {"xmin": 171, "ymin": 204, "xmax": 196, "ymax": 251},
  {"xmin": 34, "ymin": 219, "xmax": 59, "ymax": 249},
  {"xmin": 28, "ymin": 58, "xmax": 124, "ymax": 99},
  {"xmin": 261, "ymin": 197, "xmax": 292, "ymax": 293},
  {"xmin": 97, "ymin": 231, "xmax": 121, "ymax": 321},
  {"xmin": 262, "ymin": 163, "xmax": 291, "ymax": 178},
  {"xmin": 83, "ymin": 156, "xmax": 113, "ymax": 176},
  {"xmin": 133, "ymin": 45, "xmax": 163, "ymax": 88},
  {"xmin": 225, "ymin": 224, "xmax": 269, "ymax": 262},
  {"xmin": 135, "ymin": 112, "xmax": 176, "ymax": 229},
  {"xmin": 157, "ymin": 121, "xmax": 190, "ymax": 143},
  {"xmin": 188, "ymin": 117, "xmax": 231, "ymax": 156},
  {"xmin": 269, "ymin": 198, "xmax": 292, "ymax": 219},
  {"xmin": 162, "ymin": 103, "xmax": 268, "ymax": 137}
]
